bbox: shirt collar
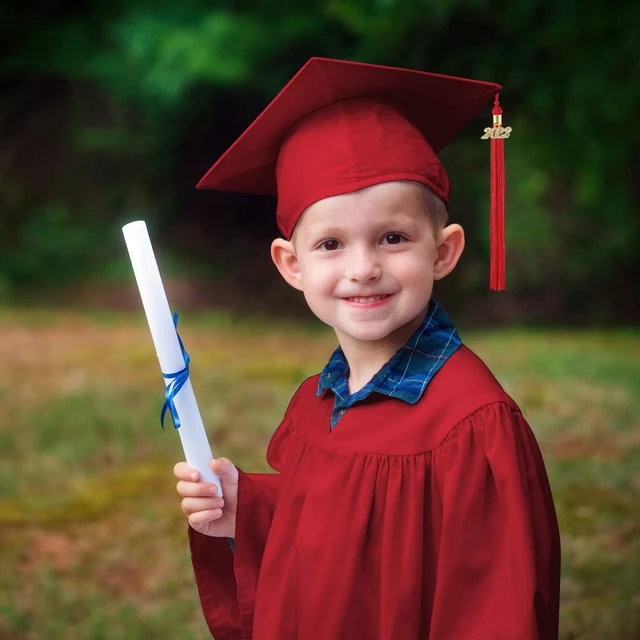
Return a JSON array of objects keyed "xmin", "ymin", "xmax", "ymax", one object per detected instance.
[{"xmin": 316, "ymin": 298, "xmax": 461, "ymax": 405}]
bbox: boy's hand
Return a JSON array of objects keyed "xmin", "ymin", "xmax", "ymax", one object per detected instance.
[{"xmin": 174, "ymin": 458, "xmax": 238, "ymax": 538}]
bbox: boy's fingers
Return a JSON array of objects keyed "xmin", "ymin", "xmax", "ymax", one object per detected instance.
[
  {"xmin": 188, "ymin": 509, "xmax": 223, "ymax": 527},
  {"xmin": 177, "ymin": 480, "xmax": 220, "ymax": 498},
  {"xmin": 174, "ymin": 462, "xmax": 199, "ymax": 481},
  {"xmin": 181, "ymin": 497, "xmax": 224, "ymax": 516}
]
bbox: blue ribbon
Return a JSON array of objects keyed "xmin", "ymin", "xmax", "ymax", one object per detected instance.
[{"xmin": 160, "ymin": 312, "xmax": 191, "ymax": 430}]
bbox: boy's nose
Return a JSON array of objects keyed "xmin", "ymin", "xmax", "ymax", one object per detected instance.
[{"xmin": 346, "ymin": 248, "xmax": 382, "ymax": 283}]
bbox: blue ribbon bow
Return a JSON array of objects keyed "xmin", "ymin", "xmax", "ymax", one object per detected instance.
[{"xmin": 160, "ymin": 312, "xmax": 190, "ymax": 430}]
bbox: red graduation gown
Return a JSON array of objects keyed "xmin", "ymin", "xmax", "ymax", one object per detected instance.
[{"xmin": 189, "ymin": 345, "xmax": 561, "ymax": 639}]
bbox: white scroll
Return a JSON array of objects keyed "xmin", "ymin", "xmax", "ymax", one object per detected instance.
[{"xmin": 122, "ymin": 220, "xmax": 222, "ymax": 496}]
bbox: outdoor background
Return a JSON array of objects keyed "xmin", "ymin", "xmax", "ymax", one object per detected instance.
[{"xmin": 1, "ymin": 0, "xmax": 639, "ymax": 638}]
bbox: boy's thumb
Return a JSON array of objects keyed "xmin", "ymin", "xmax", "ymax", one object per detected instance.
[{"xmin": 211, "ymin": 457, "xmax": 238, "ymax": 483}]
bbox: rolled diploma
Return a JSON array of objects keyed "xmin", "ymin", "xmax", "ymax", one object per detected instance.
[{"xmin": 122, "ymin": 220, "xmax": 222, "ymax": 496}]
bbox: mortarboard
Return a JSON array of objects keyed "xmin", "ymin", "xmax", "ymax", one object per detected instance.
[{"xmin": 198, "ymin": 57, "xmax": 510, "ymax": 290}]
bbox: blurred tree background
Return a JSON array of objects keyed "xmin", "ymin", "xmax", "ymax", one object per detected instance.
[{"xmin": 1, "ymin": 0, "xmax": 638, "ymax": 322}]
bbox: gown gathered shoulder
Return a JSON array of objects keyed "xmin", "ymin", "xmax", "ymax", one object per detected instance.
[{"xmin": 188, "ymin": 345, "xmax": 561, "ymax": 640}]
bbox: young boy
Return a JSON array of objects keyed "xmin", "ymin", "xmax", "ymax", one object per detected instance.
[{"xmin": 174, "ymin": 58, "xmax": 561, "ymax": 639}]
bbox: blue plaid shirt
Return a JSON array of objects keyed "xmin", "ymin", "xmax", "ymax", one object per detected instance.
[
  {"xmin": 228, "ymin": 299, "xmax": 460, "ymax": 552},
  {"xmin": 316, "ymin": 298, "xmax": 461, "ymax": 430}
]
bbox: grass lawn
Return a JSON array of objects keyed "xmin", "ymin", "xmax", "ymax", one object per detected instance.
[{"xmin": 0, "ymin": 308, "xmax": 638, "ymax": 639}]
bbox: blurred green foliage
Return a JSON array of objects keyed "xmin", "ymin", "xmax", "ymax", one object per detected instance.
[{"xmin": 1, "ymin": 0, "xmax": 638, "ymax": 319}]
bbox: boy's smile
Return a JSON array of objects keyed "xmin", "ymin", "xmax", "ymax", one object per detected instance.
[{"xmin": 343, "ymin": 294, "xmax": 392, "ymax": 307}]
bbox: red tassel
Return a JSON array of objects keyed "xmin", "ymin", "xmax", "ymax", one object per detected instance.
[
  {"xmin": 485, "ymin": 94, "xmax": 509, "ymax": 291},
  {"xmin": 490, "ymin": 134, "xmax": 505, "ymax": 290}
]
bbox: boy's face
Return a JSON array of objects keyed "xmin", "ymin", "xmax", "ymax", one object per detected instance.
[{"xmin": 274, "ymin": 181, "xmax": 460, "ymax": 350}]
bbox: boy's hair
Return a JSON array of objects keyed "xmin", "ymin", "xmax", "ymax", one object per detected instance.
[
  {"xmin": 401, "ymin": 181, "xmax": 449, "ymax": 238},
  {"xmin": 290, "ymin": 180, "xmax": 449, "ymax": 246}
]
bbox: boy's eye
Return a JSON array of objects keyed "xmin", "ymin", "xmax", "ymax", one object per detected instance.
[
  {"xmin": 320, "ymin": 240, "xmax": 341, "ymax": 251},
  {"xmin": 382, "ymin": 233, "xmax": 404, "ymax": 245}
]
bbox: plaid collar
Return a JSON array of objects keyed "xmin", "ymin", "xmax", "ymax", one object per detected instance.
[{"xmin": 316, "ymin": 298, "xmax": 461, "ymax": 408}]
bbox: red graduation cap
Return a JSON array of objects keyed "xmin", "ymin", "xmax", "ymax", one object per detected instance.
[{"xmin": 198, "ymin": 57, "xmax": 509, "ymax": 290}]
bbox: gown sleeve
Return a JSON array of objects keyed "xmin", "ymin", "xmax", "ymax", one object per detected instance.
[
  {"xmin": 187, "ymin": 394, "xmax": 297, "ymax": 639},
  {"xmin": 430, "ymin": 402, "xmax": 561, "ymax": 640}
]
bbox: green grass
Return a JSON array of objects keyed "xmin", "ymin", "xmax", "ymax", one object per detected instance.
[{"xmin": 0, "ymin": 308, "xmax": 638, "ymax": 639}]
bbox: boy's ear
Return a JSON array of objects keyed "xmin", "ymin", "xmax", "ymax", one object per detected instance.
[
  {"xmin": 433, "ymin": 223, "xmax": 465, "ymax": 281},
  {"xmin": 271, "ymin": 238, "xmax": 304, "ymax": 292}
]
